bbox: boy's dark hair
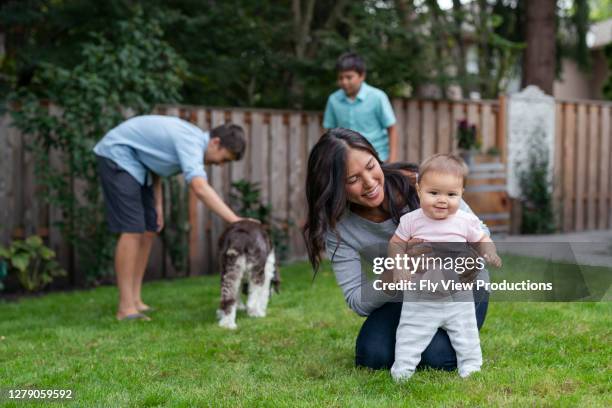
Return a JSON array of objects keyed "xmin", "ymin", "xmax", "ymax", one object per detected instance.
[
  {"xmin": 210, "ymin": 123, "xmax": 246, "ymax": 160},
  {"xmin": 336, "ymin": 52, "xmax": 366, "ymax": 74}
]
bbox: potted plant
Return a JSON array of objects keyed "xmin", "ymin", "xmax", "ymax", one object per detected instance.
[{"xmin": 456, "ymin": 120, "xmax": 480, "ymax": 166}]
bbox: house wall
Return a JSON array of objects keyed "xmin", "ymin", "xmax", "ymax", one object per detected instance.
[{"xmin": 554, "ymin": 50, "xmax": 609, "ymax": 100}]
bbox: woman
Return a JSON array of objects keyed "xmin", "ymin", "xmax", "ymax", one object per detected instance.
[{"xmin": 303, "ymin": 128, "xmax": 490, "ymax": 371}]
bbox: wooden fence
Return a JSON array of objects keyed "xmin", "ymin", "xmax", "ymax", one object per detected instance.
[
  {"xmin": 553, "ymin": 99, "xmax": 612, "ymax": 232},
  {"xmin": 1, "ymin": 95, "xmax": 610, "ymax": 280}
]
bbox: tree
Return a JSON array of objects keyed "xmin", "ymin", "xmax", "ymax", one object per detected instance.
[{"xmin": 522, "ymin": 0, "xmax": 557, "ymax": 94}]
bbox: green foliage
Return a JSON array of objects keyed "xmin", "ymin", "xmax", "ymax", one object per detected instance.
[
  {"xmin": 0, "ymin": 236, "xmax": 66, "ymax": 292},
  {"xmin": 230, "ymin": 180, "xmax": 291, "ymax": 263},
  {"xmin": 9, "ymin": 10, "xmax": 187, "ymax": 281},
  {"xmin": 486, "ymin": 146, "xmax": 501, "ymax": 157},
  {"xmin": 589, "ymin": 0, "xmax": 612, "ymax": 21},
  {"xmin": 456, "ymin": 119, "xmax": 480, "ymax": 150},
  {"xmin": 0, "ymin": 1, "xmax": 594, "ymax": 108},
  {"xmin": 519, "ymin": 144, "xmax": 556, "ymax": 234},
  {"xmin": 0, "ymin": 259, "xmax": 7, "ymax": 291}
]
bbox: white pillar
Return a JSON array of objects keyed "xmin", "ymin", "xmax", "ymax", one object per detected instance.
[{"xmin": 506, "ymin": 85, "xmax": 556, "ymax": 199}]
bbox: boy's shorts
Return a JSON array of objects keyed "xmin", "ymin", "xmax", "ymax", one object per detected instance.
[{"xmin": 96, "ymin": 155, "xmax": 158, "ymax": 233}]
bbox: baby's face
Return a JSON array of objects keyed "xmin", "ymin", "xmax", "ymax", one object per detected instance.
[{"xmin": 417, "ymin": 172, "xmax": 463, "ymax": 220}]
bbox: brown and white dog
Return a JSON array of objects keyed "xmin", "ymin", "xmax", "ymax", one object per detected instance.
[{"xmin": 216, "ymin": 220, "xmax": 279, "ymax": 329}]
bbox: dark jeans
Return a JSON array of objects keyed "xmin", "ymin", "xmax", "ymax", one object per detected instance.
[{"xmin": 355, "ymin": 289, "xmax": 489, "ymax": 371}]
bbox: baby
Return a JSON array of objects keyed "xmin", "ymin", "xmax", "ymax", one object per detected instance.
[{"xmin": 388, "ymin": 153, "xmax": 501, "ymax": 381}]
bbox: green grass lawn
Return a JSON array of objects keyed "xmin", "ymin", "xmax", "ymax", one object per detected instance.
[{"xmin": 0, "ymin": 258, "xmax": 610, "ymax": 407}]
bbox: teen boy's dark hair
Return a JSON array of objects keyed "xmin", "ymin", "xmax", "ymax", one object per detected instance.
[
  {"xmin": 211, "ymin": 123, "xmax": 246, "ymax": 160},
  {"xmin": 336, "ymin": 52, "xmax": 366, "ymax": 74}
]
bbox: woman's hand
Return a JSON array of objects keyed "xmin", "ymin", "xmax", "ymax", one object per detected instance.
[{"xmin": 383, "ymin": 237, "xmax": 431, "ymax": 289}]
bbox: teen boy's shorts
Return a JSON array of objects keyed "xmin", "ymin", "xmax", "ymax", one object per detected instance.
[{"xmin": 96, "ymin": 156, "xmax": 158, "ymax": 233}]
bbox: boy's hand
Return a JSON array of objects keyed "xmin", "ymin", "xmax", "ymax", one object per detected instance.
[
  {"xmin": 235, "ymin": 217, "xmax": 261, "ymax": 224},
  {"xmin": 156, "ymin": 203, "xmax": 164, "ymax": 232}
]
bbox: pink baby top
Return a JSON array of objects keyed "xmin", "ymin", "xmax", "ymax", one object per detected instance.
[{"xmin": 394, "ymin": 208, "xmax": 485, "ymax": 243}]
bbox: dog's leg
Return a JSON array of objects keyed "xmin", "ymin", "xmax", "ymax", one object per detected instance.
[
  {"xmin": 217, "ymin": 252, "xmax": 245, "ymax": 329},
  {"xmin": 236, "ymin": 282, "xmax": 247, "ymax": 311},
  {"xmin": 247, "ymin": 250, "xmax": 275, "ymax": 318}
]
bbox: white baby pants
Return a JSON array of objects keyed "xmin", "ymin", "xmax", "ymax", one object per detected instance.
[{"xmin": 391, "ymin": 300, "xmax": 482, "ymax": 381}]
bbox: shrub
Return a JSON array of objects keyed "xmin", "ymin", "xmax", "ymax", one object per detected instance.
[
  {"xmin": 0, "ymin": 236, "xmax": 66, "ymax": 292},
  {"xmin": 519, "ymin": 141, "xmax": 555, "ymax": 234}
]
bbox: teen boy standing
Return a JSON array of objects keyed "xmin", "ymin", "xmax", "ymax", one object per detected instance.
[
  {"xmin": 94, "ymin": 115, "xmax": 247, "ymax": 320},
  {"xmin": 323, "ymin": 52, "xmax": 398, "ymax": 162}
]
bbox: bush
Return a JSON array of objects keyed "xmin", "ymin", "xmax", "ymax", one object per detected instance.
[
  {"xmin": 519, "ymin": 143, "xmax": 555, "ymax": 234},
  {"xmin": 0, "ymin": 236, "xmax": 66, "ymax": 292}
]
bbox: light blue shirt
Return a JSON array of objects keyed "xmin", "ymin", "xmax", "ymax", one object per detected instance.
[
  {"xmin": 323, "ymin": 82, "xmax": 396, "ymax": 161},
  {"xmin": 93, "ymin": 115, "xmax": 209, "ymax": 185}
]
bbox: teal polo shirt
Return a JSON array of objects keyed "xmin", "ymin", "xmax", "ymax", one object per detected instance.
[{"xmin": 323, "ymin": 82, "xmax": 396, "ymax": 161}]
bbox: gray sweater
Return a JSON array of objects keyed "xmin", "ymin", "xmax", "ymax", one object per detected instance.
[{"xmin": 325, "ymin": 201, "xmax": 490, "ymax": 316}]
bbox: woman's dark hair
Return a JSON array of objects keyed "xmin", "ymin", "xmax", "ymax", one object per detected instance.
[
  {"xmin": 336, "ymin": 52, "xmax": 366, "ymax": 74},
  {"xmin": 211, "ymin": 123, "xmax": 246, "ymax": 160},
  {"xmin": 303, "ymin": 128, "xmax": 419, "ymax": 272}
]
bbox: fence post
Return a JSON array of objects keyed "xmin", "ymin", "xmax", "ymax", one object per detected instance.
[{"xmin": 506, "ymin": 86, "xmax": 556, "ymax": 234}]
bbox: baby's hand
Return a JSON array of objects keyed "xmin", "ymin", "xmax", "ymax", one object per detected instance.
[
  {"xmin": 393, "ymin": 268, "xmax": 413, "ymax": 284},
  {"xmin": 483, "ymin": 252, "xmax": 502, "ymax": 268}
]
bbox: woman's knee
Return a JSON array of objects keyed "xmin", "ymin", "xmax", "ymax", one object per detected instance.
[
  {"xmin": 355, "ymin": 339, "xmax": 394, "ymax": 370},
  {"xmin": 354, "ymin": 302, "xmax": 402, "ymax": 370}
]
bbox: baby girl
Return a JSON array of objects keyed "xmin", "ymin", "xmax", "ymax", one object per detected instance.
[{"xmin": 388, "ymin": 153, "xmax": 501, "ymax": 381}]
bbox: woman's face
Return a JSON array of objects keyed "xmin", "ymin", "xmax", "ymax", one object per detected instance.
[{"xmin": 344, "ymin": 148, "xmax": 385, "ymax": 208}]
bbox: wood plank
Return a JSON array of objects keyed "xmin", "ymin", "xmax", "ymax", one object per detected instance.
[
  {"xmin": 249, "ymin": 112, "xmax": 269, "ymax": 204},
  {"xmin": 436, "ymin": 101, "xmax": 451, "ymax": 154},
  {"xmin": 574, "ymin": 104, "xmax": 587, "ymax": 231},
  {"xmin": 0, "ymin": 114, "xmax": 14, "ymax": 244},
  {"xmin": 11, "ymin": 112, "xmax": 24, "ymax": 239},
  {"xmin": 288, "ymin": 113, "xmax": 307, "ymax": 259},
  {"xmin": 229, "ymin": 111, "xmax": 248, "ymax": 184},
  {"xmin": 269, "ymin": 113, "xmax": 288, "ymax": 221},
  {"xmin": 47, "ymin": 105, "xmax": 71, "ymax": 273},
  {"xmin": 209, "ymin": 110, "xmax": 228, "ymax": 273},
  {"xmin": 406, "ymin": 100, "xmax": 421, "ymax": 164},
  {"xmin": 480, "ymin": 103, "xmax": 494, "ymax": 152},
  {"xmin": 496, "ymin": 95, "xmax": 507, "ymax": 162},
  {"xmin": 562, "ymin": 104, "xmax": 576, "ymax": 232},
  {"xmin": 586, "ymin": 105, "xmax": 599, "ymax": 230},
  {"xmin": 21, "ymin": 128, "xmax": 39, "ymax": 237},
  {"xmin": 553, "ymin": 102, "xmax": 564, "ymax": 231},
  {"xmin": 188, "ymin": 108, "xmax": 211, "ymax": 276},
  {"xmin": 392, "ymin": 98, "xmax": 406, "ymax": 162},
  {"xmin": 306, "ymin": 113, "xmax": 320, "ymax": 156},
  {"xmin": 421, "ymin": 101, "xmax": 435, "ymax": 159},
  {"xmin": 600, "ymin": 106, "xmax": 611, "ymax": 229}
]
